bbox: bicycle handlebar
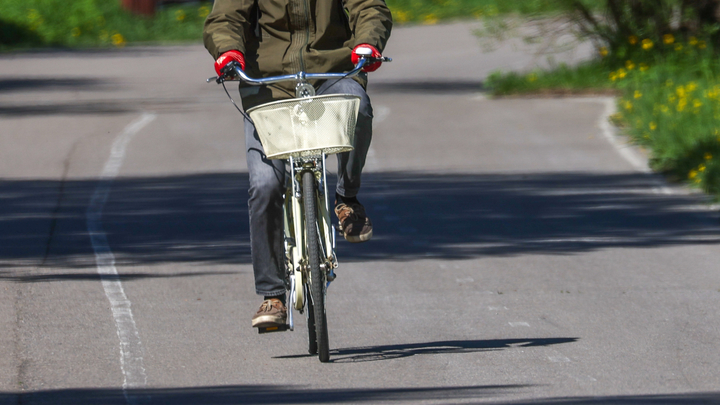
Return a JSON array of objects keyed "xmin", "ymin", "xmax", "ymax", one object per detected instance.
[{"xmin": 206, "ymin": 55, "xmax": 392, "ymax": 85}]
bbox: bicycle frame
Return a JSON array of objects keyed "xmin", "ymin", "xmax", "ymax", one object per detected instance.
[{"xmin": 284, "ymin": 155, "xmax": 337, "ymax": 331}]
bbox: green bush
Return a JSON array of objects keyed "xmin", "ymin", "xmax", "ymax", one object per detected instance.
[{"xmin": 555, "ymin": 0, "xmax": 720, "ymax": 57}]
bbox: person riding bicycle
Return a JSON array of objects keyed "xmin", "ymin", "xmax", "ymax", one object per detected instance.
[{"xmin": 204, "ymin": 0, "xmax": 392, "ymax": 328}]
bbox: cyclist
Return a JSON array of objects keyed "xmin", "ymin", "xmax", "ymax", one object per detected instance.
[{"xmin": 204, "ymin": 0, "xmax": 392, "ymax": 328}]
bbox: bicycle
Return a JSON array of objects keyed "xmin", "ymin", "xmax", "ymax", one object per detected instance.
[{"xmin": 208, "ymin": 49, "xmax": 390, "ymax": 362}]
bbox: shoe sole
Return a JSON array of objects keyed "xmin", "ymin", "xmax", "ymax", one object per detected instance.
[
  {"xmin": 344, "ymin": 229, "xmax": 373, "ymax": 243},
  {"xmin": 252, "ymin": 315, "xmax": 287, "ymax": 328}
]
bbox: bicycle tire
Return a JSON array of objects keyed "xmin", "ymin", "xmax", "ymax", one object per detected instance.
[
  {"xmin": 303, "ymin": 170, "xmax": 330, "ymax": 362},
  {"xmin": 306, "ymin": 283, "xmax": 317, "ymax": 355}
]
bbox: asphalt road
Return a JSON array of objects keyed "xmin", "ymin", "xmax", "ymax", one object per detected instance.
[{"xmin": 1, "ymin": 22, "xmax": 720, "ymax": 404}]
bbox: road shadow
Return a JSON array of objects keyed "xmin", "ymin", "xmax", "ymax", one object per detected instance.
[
  {"xmin": 273, "ymin": 338, "xmax": 579, "ymax": 363},
  {"xmin": 0, "ymin": 384, "xmax": 528, "ymax": 405},
  {"xmin": 2, "ymin": 386, "xmax": 720, "ymax": 405},
  {"xmin": 498, "ymin": 393, "xmax": 720, "ymax": 404},
  {"xmin": 0, "ymin": 77, "xmax": 116, "ymax": 93},
  {"xmin": 0, "ymin": 271, "xmax": 239, "ymax": 283},
  {"xmin": 369, "ymin": 80, "xmax": 485, "ymax": 94},
  {"xmin": 1, "ymin": 171, "xmax": 719, "ymax": 272}
]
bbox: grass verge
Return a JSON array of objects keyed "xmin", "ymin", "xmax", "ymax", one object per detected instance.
[
  {"xmin": 386, "ymin": 0, "xmax": 585, "ymax": 24},
  {"xmin": 0, "ymin": 1, "xmax": 212, "ymax": 51},
  {"xmin": 487, "ymin": 36, "xmax": 720, "ymax": 198}
]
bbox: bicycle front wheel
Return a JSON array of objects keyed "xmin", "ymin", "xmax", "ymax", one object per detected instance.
[{"xmin": 303, "ymin": 170, "xmax": 330, "ymax": 362}]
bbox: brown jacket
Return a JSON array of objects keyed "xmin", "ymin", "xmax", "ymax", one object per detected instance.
[{"xmin": 204, "ymin": 0, "xmax": 392, "ymax": 108}]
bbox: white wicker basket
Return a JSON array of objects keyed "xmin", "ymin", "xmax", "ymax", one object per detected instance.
[{"xmin": 247, "ymin": 94, "xmax": 361, "ymax": 160}]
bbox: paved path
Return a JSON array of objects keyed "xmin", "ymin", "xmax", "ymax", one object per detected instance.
[{"xmin": 1, "ymin": 22, "xmax": 720, "ymax": 404}]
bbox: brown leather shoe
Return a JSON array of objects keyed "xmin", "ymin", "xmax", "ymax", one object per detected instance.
[
  {"xmin": 251, "ymin": 298, "xmax": 287, "ymax": 328},
  {"xmin": 334, "ymin": 202, "xmax": 373, "ymax": 243}
]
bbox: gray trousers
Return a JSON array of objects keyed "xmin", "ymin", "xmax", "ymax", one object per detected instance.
[{"xmin": 244, "ymin": 79, "xmax": 374, "ymax": 296}]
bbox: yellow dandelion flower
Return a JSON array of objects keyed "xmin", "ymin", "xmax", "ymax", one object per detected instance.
[
  {"xmin": 675, "ymin": 43, "xmax": 683, "ymax": 51},
  {"xmin": 628, "ymin": 35, "xmax": 638, "ymax": 45},
  {"xmin": 694, "ymin": 99, "xmax": 703, "ymax": 108},
  {"xmin": 634, "ymin": 90, "xmax": 643, "ymax": 99},
  {"xmin": 677, "ymin": 98, "xmax": 687, "ymax": 111},
  {"xmin": 649, "ymin": 122, "xmax": 657, "ymax": 131},
  {"xmin": 527, "ymin": 73, "xmax": 538, "ymax": 83},
  {"xmin": 642, "ymin": 39, "xmax": 654, "ymax": 50},
  {"xmin": 111, "ymin": 33, "xmax": 126, "ymax": 47},
  {"xmin": 676, "ymin": 86, "xmax": 686, "ymax": 97},
  {"xmin": 422, "ymin": 14, "xmax": 438, "ymax": 25},
  {"xmin": 698, "ymin": 40, "xmax": 707, "ymax": 49},
  {"xmin": 687, "ymin": 82, "xmax": 698, "ymax": 92},
  {"xmin": 617, "ymin": 68, "xmax": 627, "ymax": 79},
  {"xmin": 175, "ymin": 10, "xmax": 186, "ymax": 22},
  {"xmin": 699, "ymin": 164, "xmax": 707, "ymax": 172},
  {"xmin": 689, "ymin": 170, "xmax": 698, "ymax": 179},
  {"xmin": 626, "ymin": 60, "xmax": 636, "ymax": 70},
  {"xmin": 198, "ymin": 6, "xmax": 210, "ymax": 18},
  {"xmin": 609, "ymin": 72, "xmax": 618, "ymax": 82},
  {"xmin": 639, "ymin": 63, "xmax": 649, "ymax": 72},
  {"xmin": 663, "ymin": 34, "xmax": 675, "ymax": 44},
  {"xmin": 705, "ymin": 153, "xmax": 713, "ymax": 160},
  {"xmin": 696, "ymin": 178, "xmax": 702, "ymax": 184},
  {"xmin": 690, "ymin": 36, "xmax": 698, "ymax": 46},
  {"xmin": 623, "ymin": 100, "xmax": 633, "ymax": 110},
  {"xmin": 599, "ymin": 47, "xmax": 609, "ymax": 57},
  {"xmin": 660, "ymin": 105, "xmax": 669, "ymax": 113},
  {"xmin": 395, "ymin": 10, "xmax": 409, "ymax": 23}
]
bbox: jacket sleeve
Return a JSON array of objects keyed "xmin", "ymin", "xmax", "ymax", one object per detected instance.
[
  {"xmin": 203, "ymin": 0, "xmax": 255, "ymax": 59},
  {"xmin": 344, "ymin": 0, "xmax": 393, "ymax": 52}
]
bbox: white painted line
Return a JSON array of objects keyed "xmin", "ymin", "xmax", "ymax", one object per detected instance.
[
  {"xmin": 87, "ymin": 112, "xmax": 156, "ymax": 403},
  {"xmin": 548, "ymin": 355, "xmax": 571, "ymax": 363},
  {"xmin": 595, "ymin": 98, "xmax": 652, "ymax": 174},
  {"xmin": 488, "ymin": 306, "xmax": 508, "ymax": 311},
  {"xmin": 571, "ymin": 375, "xmax": 597, "ymax": 382},
  {"xmin": 509, "ymin": 322, "xmax": 530, "ymax": 327}
]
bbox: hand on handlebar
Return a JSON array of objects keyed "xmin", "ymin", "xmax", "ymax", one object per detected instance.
[
  {"xmin": 351, "ymin": 44, "xmax": 383, "ymax": 72},
  {"xmin": 215, "ymin": 50, "xmax": 246, "ymax": 78},
  {"xmin": 207, "ymin": 49, "xmax": 390, "ymax": 85}
]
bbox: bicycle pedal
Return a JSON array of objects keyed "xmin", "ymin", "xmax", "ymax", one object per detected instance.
[{"xmin": 258, "ymin": 324, "xmax": 290, "ymax": 334}]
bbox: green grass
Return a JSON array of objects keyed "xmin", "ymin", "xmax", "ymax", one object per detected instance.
[
  {"xmin": 486, "ymin": 62, "xmax": 616, "ymax": 96},
  {"xmin": 0, "ymin": 0, "xmax": 211, "ymax": 50},
  {"xmin": 487, "ymin": 36, "xmax": 720, "ymax": 197},
  {"xmin": 385, "ymin": 0, "xmax": 578, "ymax": 24},
  {"xmin": 0, "ymin": 0, "xmax": 589, "ymax": 50}
]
